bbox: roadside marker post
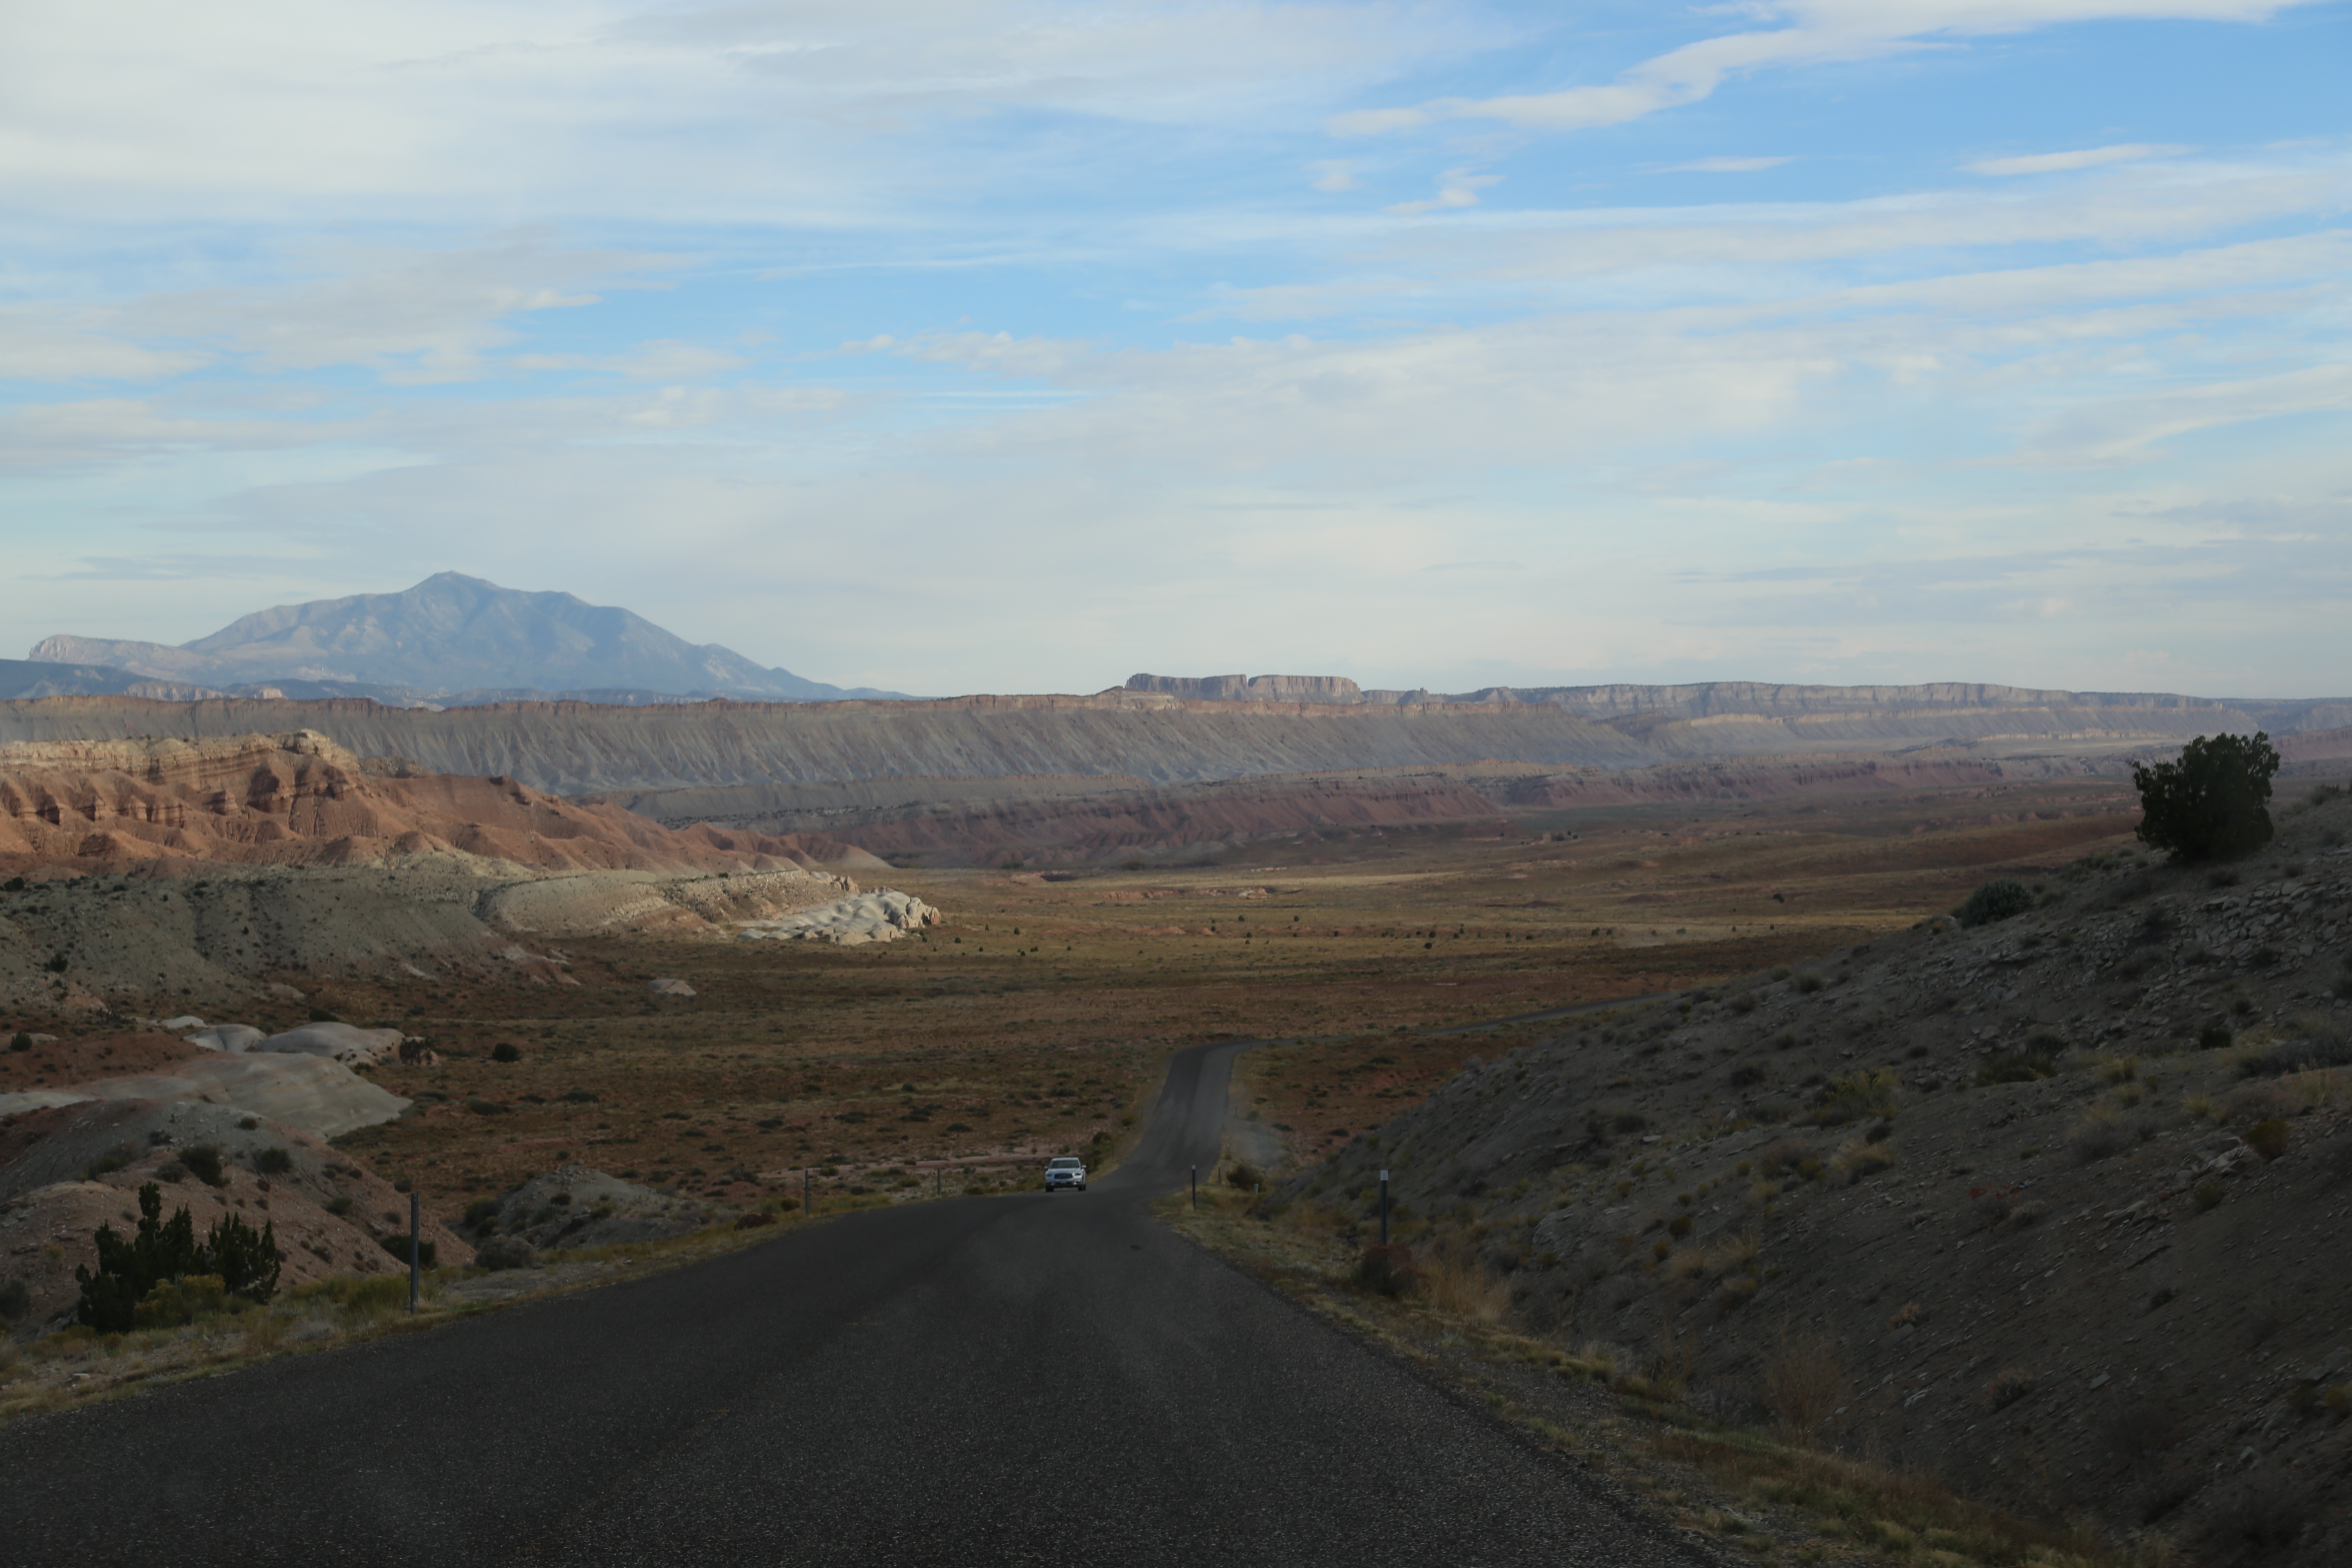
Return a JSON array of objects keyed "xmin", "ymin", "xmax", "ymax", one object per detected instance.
[
  {"xmin": 804, "ymin": 1167, "xmax": 812, "ymax": 1216},
  {"xmin": 1378, "ymin": 1170, "xmax": 1389, "ymax": 1246},
  {"xmin": 407, "ymin": 1192, "xmax": 420, "ymax": 1314},
  {"xmin": 1190, "ymin": 1165, "xmax": 1197, "ymax": 1209}
]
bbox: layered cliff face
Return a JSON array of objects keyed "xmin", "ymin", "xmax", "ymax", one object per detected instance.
[
  {"xmin": 0, "ymin": 730, "xmax": 879, "ymax": 874},
  {"xmin": 0, "ymin": 689, "xmax": 2307, "ymax": 802}
]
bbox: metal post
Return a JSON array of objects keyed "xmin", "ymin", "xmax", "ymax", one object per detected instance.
[
  {"xmin": 407, "ymin": 1191, "xmax": 420, "ymax": 1314},
  {"xmin": 936, "ymin": 1167, "xmax": 943, "ymax": 1198},
  {"xmin": 804, "ymin": 1167, "xmax": 812, "ymax": 1215},
  {"xmin": 1379, "ymin": 1169, "xmax": 1390, "ymax": 1246},
  {"xmin": 1191, "ymin": 1164, "xmax": 1197, "ymax": 1208}
]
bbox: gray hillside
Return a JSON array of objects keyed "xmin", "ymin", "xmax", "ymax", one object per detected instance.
[{"xmin": 26, "ymin": 572, "xmax": 907, "ymax": 701}]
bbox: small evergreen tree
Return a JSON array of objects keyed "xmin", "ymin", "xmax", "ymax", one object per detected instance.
[
  {"xmin": 75, "ymin": 1182, "xmax": 282, "ymax": 1332},
  {"xmin": 2132, "ymin": 732, "xmax": 2280, "ymax": 861}
]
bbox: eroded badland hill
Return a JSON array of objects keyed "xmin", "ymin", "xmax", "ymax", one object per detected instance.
[{"xmin": 1268, "ymin": 785, "xmax": 2352, "ymax": 1565}]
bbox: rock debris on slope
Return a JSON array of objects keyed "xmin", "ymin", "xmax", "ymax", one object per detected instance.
[{"xmin": 1291, "ymin": 789, "xmax": 2352, "ymax": 1562}]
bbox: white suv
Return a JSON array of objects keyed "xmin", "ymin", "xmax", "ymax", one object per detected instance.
[{"xmin": 1043, "ymin": 1156, "xmax": 1087, "ymax": 1191}]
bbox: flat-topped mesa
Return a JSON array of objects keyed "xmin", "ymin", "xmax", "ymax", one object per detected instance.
[{"xmin": 1124, "ymin": 673, "xmax": 1370, "ymax": 704}]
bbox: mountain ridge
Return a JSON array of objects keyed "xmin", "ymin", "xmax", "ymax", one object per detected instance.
[{"xmin": 28, "ymin": 572, "xmax": 910, "ymax": 702}]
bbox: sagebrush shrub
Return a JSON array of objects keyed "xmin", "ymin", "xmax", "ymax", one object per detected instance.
[
  {"xmin": 178, "ymin": 1144, "xmax": 227, "ymax": 1188},
  {"xmin": 1957, "ymin": 879, "xmax": 2034, "ymax": 928},
  {"xmin": 1985, "ymin": 1367, "xmax": 2036, "ymax": 1409},
  {"xmin": 1354, "ymin": 1243, "xmax": 1416, "ymax": 1297},
  {"xmin": 1977, "ymin": 1048, "xmax": 2058, "ymax": 1086},
  {"xmin": 1812, "ymin": 1069, "xmax": 1899, "ymax": 1125},
  {"xmin": 2207, "ymin": 1475, "xmax": 2312, "ymax": 1555},
  {"xmin": 2245, "ymin": 1118, "xmax": 2291, "ymax": 1159}
]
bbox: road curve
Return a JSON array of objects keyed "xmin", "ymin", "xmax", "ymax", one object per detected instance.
[{"xmin": 0, "ymin": 1041, "xmax": 1706, "ymax": 1568}]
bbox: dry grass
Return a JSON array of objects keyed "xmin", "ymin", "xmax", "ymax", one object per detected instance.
[
  {"xmin": 1762, "ymin": 1329, "xmax": 1850, "ymax": 1444},
  {"xmin": 1414, "ymin": 1232, "xmax": 1513, "ymax": 1323},
  {"xmin": 1829, "ymin": 1136, "xmax": 1897, "ymax": 1184},
  {"xmin": 1650, "ymin": 1429, "xmax": 2132, "ymax": 1568},
  {"xmin": 1169, "ymin": 1188, "xmax": 2161, "ymax": 1568}
]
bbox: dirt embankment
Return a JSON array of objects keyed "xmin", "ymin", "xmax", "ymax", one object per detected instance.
[{"xmin": 1286, "ymin": 787, "xmax": 2352, "ymax": 1562}]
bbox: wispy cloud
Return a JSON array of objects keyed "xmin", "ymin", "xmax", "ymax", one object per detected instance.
[
  {"xmin": 1968, "ymin": 142, "xmax": 2193, "ymax": 175},
  {"xmin": 1662, "ymin": 156, "xmax": 1798, "ymax": 173},
  {"xmin": 1386, "ymin": 168, "xmax": 1502, "ymax": 216},
  {"xmin": 1329, "ymin": 3, "xmax": 2321, "ymax": 139}
]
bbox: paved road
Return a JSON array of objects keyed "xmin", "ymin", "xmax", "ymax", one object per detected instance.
[{"xmin": 0, "ymin": 1042, "xmax": 1705, "ymax": 1568}]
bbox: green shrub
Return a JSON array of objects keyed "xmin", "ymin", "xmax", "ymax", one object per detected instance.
[
  {"xmin": 2245, "ymin": 1118, "xmax": 2291, "ymax": 1160},
  {"xmin": 1355, "ymin": 1243, "xmax": 1417, "ymax": 1297},
  {"xmin": 0, "ymin": 1277, "xmax": 29, "ymax": 1323},
  {"xmin": 325, "ymin": 1195, "xmax": 354, "ymax": 1216},
  {"xmin": 254, "ymin": 1147, "xmax": 294, "ymax": 1176},
  {"xmin": 1977, "ymin": 1049, "xmax": 2058, "ymax": 1086},
  {"xmin": 178, "ymin": 1144, "xmax": 227, "ymax": 1188},
  {"xmin": 1812, "ymin": 1069, "xmax": 1899, "ymax": 1124},
  {"xmin": 308, "ymin": 1004, "xmax": 340, "ymax": 1023},
  {"xmin": 80, "ymin": 1143, "xmax": 136, "ymax": 1181},
  {"xmin": 2199, "ymin": 1025, "xmax": 2234, "ymax": 1051},
  {"xmin": 376, "ymin": 1234, "xmax": 436, "ymax": 1269},
  {"xmin": 1225, "ymin": 1161, "xmax": 1263, "ymax": 1189},
  {"xmin": 6, "ymin": 1031, "xmax": 29, "ymax": 1053},
  {"xmin": 131, "ymin": 1274, "xmax": 230, "ymax": 1330},
  {"xmin": 2132, "ymin": 732, "xmax": 2279, "ymax": 861},
  {"xmin": 491, "ymin": 1042, "xmax": 522, "ymax": 1064},
  {"xmin": 1957, "ymin": 880, "xmax": 2035, "ymax": 928}
]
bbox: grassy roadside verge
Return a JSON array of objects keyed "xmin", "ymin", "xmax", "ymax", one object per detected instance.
[
  {"xmin": 0, "ymin": 1188, "xmax": 916, "ymax": 1429},
  {"xmin": 1159, "ymin": 1187, "xmax": 2172, "ymax": 1568}
]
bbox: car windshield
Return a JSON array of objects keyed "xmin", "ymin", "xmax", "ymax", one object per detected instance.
[{"xmin": 1048, "ymin": 1158, "xmax": 1081, "ymax": 1168}]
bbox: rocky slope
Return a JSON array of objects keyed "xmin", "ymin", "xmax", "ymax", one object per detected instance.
[{"xmin": 1289, "ymin": 785, "xmax": 2352, "ymax": 1563}]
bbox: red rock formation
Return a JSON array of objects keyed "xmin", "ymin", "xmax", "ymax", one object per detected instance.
[{"xmin": 0, "ymin": 731, "xmax": 877, "ymax": 875}]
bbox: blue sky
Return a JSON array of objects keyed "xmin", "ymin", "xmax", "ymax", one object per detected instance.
[{"xmin": 1, "ymin": 0, "xmax": 2346, "ymax": 697}]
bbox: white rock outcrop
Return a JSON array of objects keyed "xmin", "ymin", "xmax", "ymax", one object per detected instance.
[
  {"xmin": 737, "ymin": 890, "xmax": 941, "ymax": 946},
  {"xmin": 185, "ymin": 1023, "xmax": 267, "ymax": 1052},
  {"xmin": 256, "ymin": 1020, "xmax": 408, "ymax": 1066}
]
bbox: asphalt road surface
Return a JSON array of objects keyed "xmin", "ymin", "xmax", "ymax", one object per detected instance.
[{"xmin": 0, "ymin": 1042, "xmax": 1707, "ymax": 1568}]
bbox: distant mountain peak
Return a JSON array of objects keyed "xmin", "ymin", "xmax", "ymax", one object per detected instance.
[{"xmin": 28, "ymin": 574, "xmax": 910, "ymax": 702}]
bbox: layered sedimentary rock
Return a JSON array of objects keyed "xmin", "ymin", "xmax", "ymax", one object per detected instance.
[
  {"xmin": 0, "ymin": 687, "xmax": 2278, "ymax": 803},
  {"xmin": 0, "ymin": 729, "xmax": 876, "ymax": 873}
]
